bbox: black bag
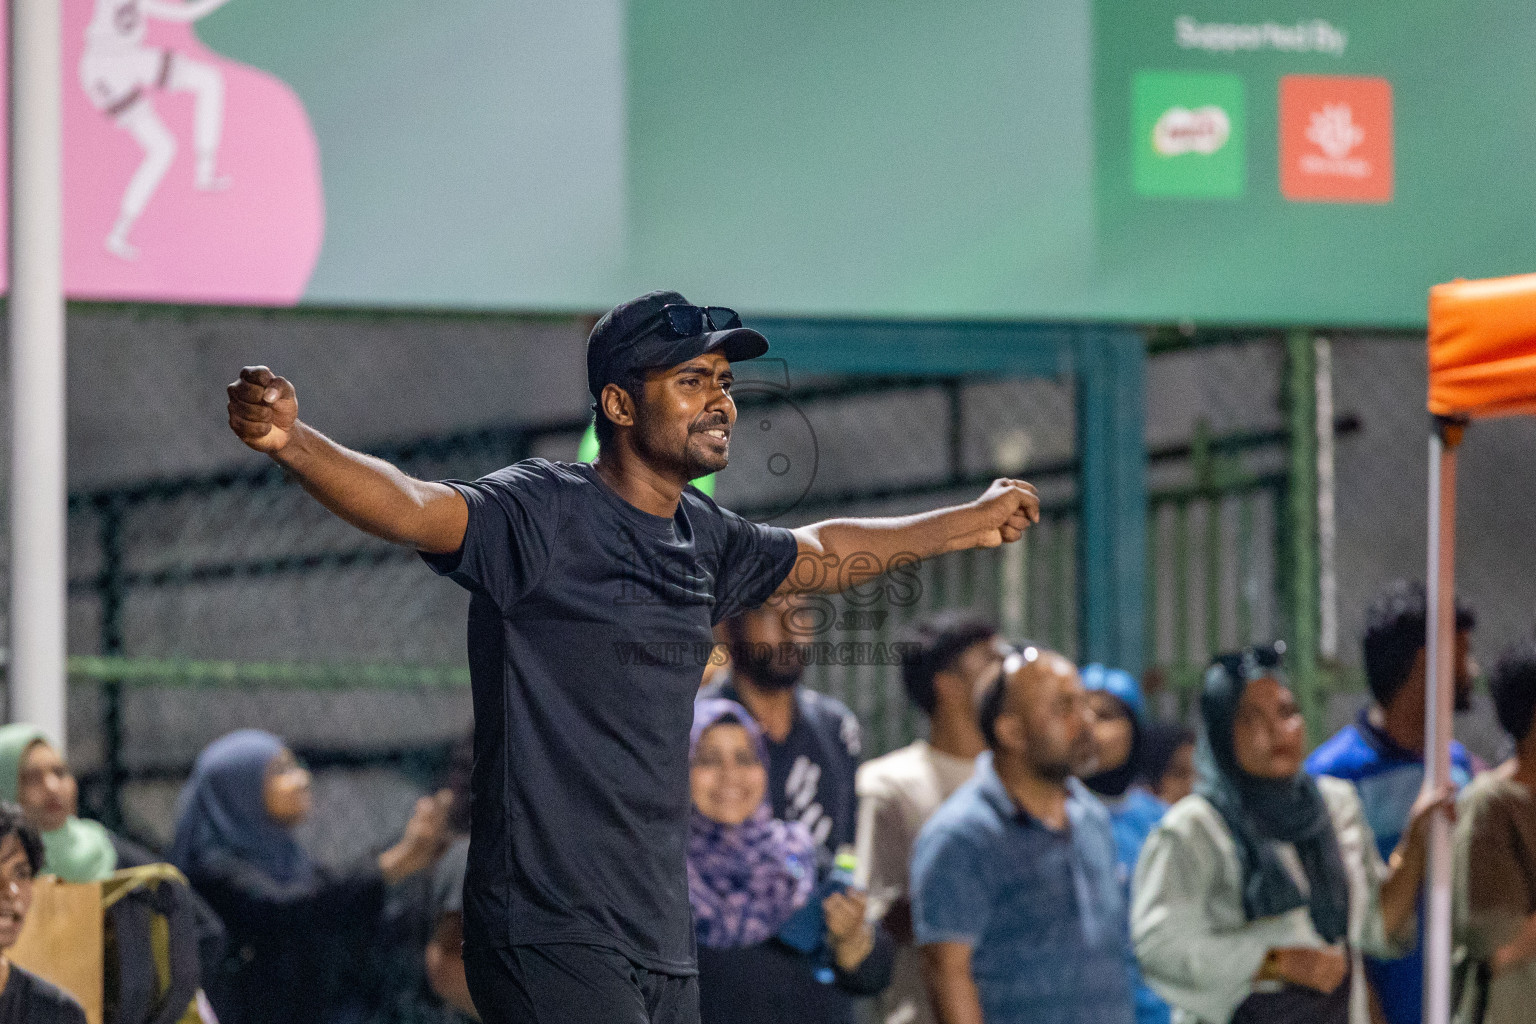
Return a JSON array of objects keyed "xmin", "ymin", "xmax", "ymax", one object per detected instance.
[
  {"xmin": 102, "ymin": 865, "xmax": 205, "ymax": 1024},
  {"xmin": 1230, "ymin": 954, "xmax": 1351, "ymax": 1024}
]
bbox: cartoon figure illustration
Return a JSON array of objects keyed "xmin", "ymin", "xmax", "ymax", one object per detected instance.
[{"xmin": 79, "ymin": 0, "xmax": 234, "ymax": 260}]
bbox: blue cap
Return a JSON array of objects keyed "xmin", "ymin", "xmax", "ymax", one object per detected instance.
[{"xmin": 1081, "ymin": 663, "xmax": 1146, "ymax": 723}]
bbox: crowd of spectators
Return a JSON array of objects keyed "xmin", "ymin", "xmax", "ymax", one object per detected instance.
[{"xmin": 18, "ymin": 579, "xmax": 1536, "ymax": 1024}]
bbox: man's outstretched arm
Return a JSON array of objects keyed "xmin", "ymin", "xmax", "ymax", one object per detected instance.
[
  {"xmin": 226, "ymin": 366, "xmax": 468, "ymax": 554},
  {"xmin": 776, "ymin": 477, "xmax": 1039, "ymax": 596}
]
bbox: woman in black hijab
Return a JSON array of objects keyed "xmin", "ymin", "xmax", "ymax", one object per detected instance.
[
  {"xmin": 1131, "ymin": 644, "xmax": 1450, "ymax": 1024},
  {"xmin": 171, "ymin": 730, "xmax": 451, "ymax": 1024}
]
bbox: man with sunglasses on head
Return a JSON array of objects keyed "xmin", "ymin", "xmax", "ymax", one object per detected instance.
[{"xmin": 225, "ymin": 290, "xmax": 1041, "ymax": 1024}]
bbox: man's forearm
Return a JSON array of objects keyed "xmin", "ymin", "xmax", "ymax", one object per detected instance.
[
  {"xmin": 812, "ymin": 505, "xmax": 989, "ymax": 560},
  {"xmin": 426, "ymin": 916, "xmax": 479, "ymax": 1018},
  {"xmin": 922, "ymin": 955, "xmax": 985, "ymax": 1024},
  {"xmin": 1378, "ymin": 841, "xmax": 1426, "ymax": 941},
  {"xmin": 786, "ymin": 505, "xmax": 987, "ymax": 595},
  {"xmin": 273, "ymin": 422, "xmax": 466, "ymax": 553},
  {"xmin": 1493, "ymin": 910, "xmax": 1536, "ymax": 974}
]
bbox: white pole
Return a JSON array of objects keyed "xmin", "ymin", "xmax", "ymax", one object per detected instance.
[
  {"xmin": 1000, "ymin": 535, "xmax": 1027, "ymax": 645},
  {"xmin": 992, "ymin": 427, "xmax": 1030, "ymax": 646},
  {"xmin": 1423, "ymin": 422, "xmax": 1463, "ymax": 1024},
  {"xmin": 8, "ymin": 0, "xmax": 68, "ymax": 750},
  {"xmin": 1314, "ymin": 335, "xmax": 1338, "ymax": 661}
]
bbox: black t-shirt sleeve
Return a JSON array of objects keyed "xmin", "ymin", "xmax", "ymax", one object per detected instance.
[
  {"xmin": 420, "ymin": 460, "xmax": 562, "ymax": 610},
  {"xmin": 707, "ymin": 502, "xmax": 800, "ymax": 625}
]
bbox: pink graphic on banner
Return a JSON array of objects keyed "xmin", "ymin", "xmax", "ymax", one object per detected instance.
[{"xmin": 0, "ymin": 1, "xmax": 323, "ymax": 305}]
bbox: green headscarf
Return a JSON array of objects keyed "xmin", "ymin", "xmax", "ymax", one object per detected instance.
[{"xmin": 0, "ymin": 723, "xmax": 117, "ymax": 882}]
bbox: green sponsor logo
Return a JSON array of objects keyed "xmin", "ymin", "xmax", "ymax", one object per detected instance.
[{"xmin": 1132, "ymin": 71, "xmax": 1245, "ymax": 198}]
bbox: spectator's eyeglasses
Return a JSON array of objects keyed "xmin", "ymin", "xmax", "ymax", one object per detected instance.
[{"xmin": 658, "ymin": 304, "xmax": 743, "ymax": 337}]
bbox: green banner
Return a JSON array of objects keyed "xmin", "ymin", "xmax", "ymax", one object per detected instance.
[
  {"xmin": 1093, "ymin": 3, "xmax": 1536, "ymax": 326},
  {"xmin": 81, "ymin": 1, "xmax": 1534, "ymax": 326}
]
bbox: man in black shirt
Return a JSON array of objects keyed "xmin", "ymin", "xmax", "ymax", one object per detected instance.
[
  {"xmin": 225, "ymin": 290, "xmax": 1040, "ymax": 1024},
  {"xmin": 0, "ymin": 803, "xmax": 88, "ymax": 1024},
  {"xmin": 702, "ymin": 602, "xmax": 861, "ymax": 864}
]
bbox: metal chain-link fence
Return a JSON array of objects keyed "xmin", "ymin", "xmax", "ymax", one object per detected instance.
[
  {"xmin": 1143, "ymin": 330, "xmax": 1536, "ymax": 766},
  {"xmin": 23, "ymin": 303, "xmax": 1536, "ymax": 1024}
]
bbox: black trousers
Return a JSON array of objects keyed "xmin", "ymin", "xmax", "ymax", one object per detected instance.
[{"xmin": 463, "ymin": 943, "xmax": 700, "ymax": 1024}]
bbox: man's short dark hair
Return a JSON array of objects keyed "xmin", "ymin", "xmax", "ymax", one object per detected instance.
[
  {"xmin": 592, "ymin": 370, "xmax": 647, "ymax": 452},
  {"xmin": 900, "ymin": 611, "xmax": 998, "ymax": 716},
  {"xmin": 1490, "ymin": 638, "xmax": 1536, "ymax": 743},
  {"xmin": 1362, "ymin": 580, "xmax": 1476, "ymax": 707},
  {"xmin": 976, "ymin": 643, "xmax": 1042, "ymax": 750},
  {"xmin": 0, "ymin": 802, "xmax": 43, "ymax": 875},
  {"xmin": 976, "ymin": 666, "xmax": 1008, "ymax": 750}
]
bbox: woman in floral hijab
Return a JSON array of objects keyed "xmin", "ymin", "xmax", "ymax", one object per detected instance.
[
  {"xmin": 687, "ymin": 698, "xmax": 816, "ymax": 948},
  {"xmin": 688, "ymin": 698, "xmax": 893, "ymax": 1024}
]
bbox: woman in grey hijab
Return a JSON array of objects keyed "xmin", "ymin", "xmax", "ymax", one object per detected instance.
[{"xmin": 1131, "ymin": 644, "xmax": 1450, "ymax": 1024}]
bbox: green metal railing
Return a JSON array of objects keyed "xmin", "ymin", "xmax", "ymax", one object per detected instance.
[
  {"xmin": 1144, "ymin": 432, "xmax": 1287, "ymax": 718},
  {"xmin": 68, "ymin": 655, "xmax": 471, "ymax": 689},
  {"xmin": 1140, "ymin": 330, "xmax": 1362, "ymax": 736}
]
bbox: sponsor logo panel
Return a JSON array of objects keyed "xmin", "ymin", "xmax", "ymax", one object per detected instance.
[
  {"xmin": 1279, "ymin": 74, "xmax": 1393, "ymax": 203},
  {"xmin": 1133, "ymin": 71, "xmax": 1246, "ymax": 198}
]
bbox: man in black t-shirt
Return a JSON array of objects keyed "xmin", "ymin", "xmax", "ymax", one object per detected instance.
[
  {"xmin": 0, "ymin": 803, "xmax": 89, "ymax": 1024},
  {"xmin": 702, "ymin": 602, "xmax": 862, "ymax": 865},
  {"xmin": 226, "ymin": 290, "xmax": 1041, "ymax": 1024}
]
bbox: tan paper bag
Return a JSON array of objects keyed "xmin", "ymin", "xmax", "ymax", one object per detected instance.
[{"xmin": 10, "ymin": 875, "xmax": 104, "ymax": 1024}]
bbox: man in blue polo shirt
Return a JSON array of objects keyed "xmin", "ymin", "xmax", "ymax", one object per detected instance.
[
  {"xmin": 912, "ymin": 645, "xmax": 1133, "ymax": 1024},
  {"xmin": 1306, "ymin": 579, "xmax": 1478, "ymax": 1024}
]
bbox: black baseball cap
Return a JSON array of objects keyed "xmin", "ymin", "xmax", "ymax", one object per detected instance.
[{"xmin": 586, "ymin": 290, "xmax": 768, "ymax": 401}]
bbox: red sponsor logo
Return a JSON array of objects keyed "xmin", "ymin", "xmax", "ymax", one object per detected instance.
[{"xmin": 1279, "ymin": 75, "xmax": 1393, "ymax": 203}]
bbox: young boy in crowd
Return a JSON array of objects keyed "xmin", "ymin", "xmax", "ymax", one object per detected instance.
[{"xmin": 0, "ymin": 801, "xmax": 88, "ymax": 1024}]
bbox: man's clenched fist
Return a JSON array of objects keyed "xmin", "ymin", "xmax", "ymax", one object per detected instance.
[
  {"xmin": 227, "ymin": 366, "xmax": 298, "ymax": 454},
  {"xmin": 966, "ymin": 477, "xmax": 1042, "ymax": 549}
]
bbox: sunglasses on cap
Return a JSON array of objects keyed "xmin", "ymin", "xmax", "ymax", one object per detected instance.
[
  {"xmin": 1244, "ymin": 641, "xmax": 1286, "ymax": 670},
  {"xmin": 1216, "ymin": 641, "xmax": 1287, "ymax": 683},
  {"xmin": 658, "ymin": 303, "xmax": 743, "ymax": 337}
]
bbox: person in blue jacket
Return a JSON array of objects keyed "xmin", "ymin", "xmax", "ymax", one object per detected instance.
[{"xmin": 1081, "ymin": 664, "xmax": 1172, "ymax": 1024}]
